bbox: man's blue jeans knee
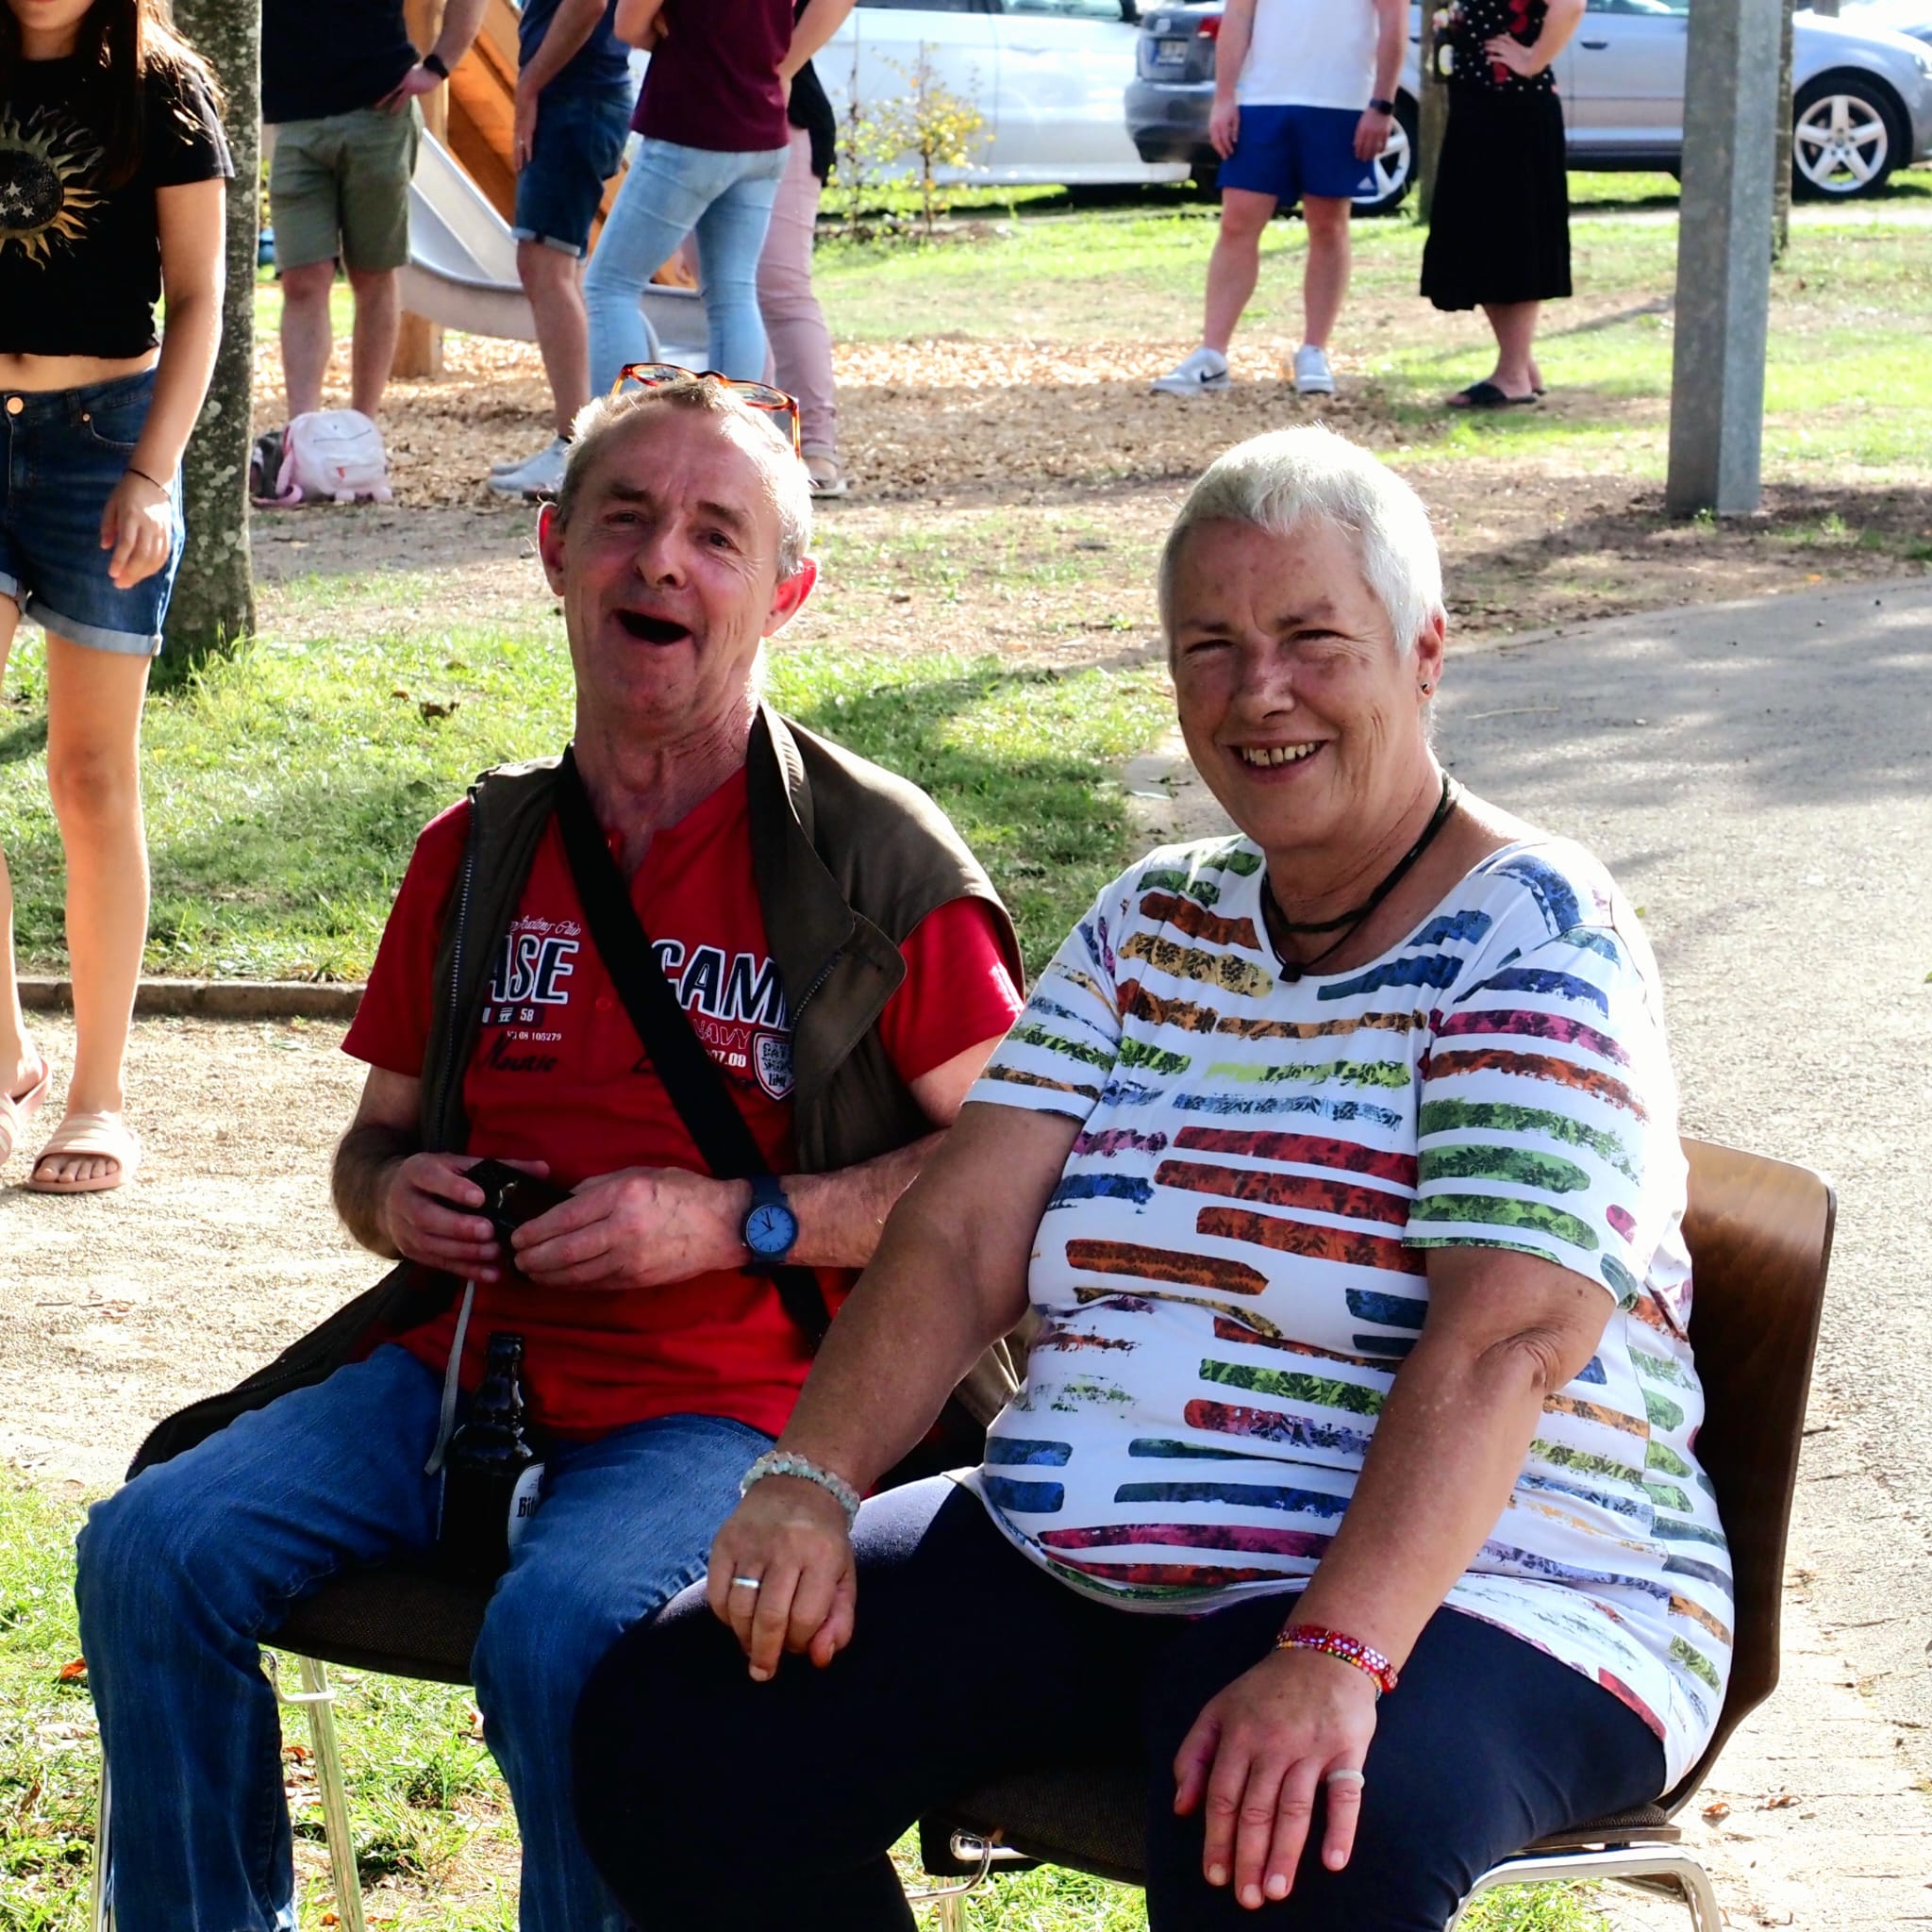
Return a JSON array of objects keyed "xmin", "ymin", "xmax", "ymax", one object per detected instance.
[
  {"xmin": 75, "ymin": 1343, "xmax": 772, "ymax": 1932},
  {"xmin": 584, "ymin": 136, "xmax": 789, "ymax": 390}
]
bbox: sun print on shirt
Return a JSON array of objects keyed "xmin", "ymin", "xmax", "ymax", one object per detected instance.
[{"xmin": 0, "ymin": 104, "xmax": 105, "ymax": 265}]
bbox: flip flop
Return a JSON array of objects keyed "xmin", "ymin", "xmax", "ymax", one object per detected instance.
[
  {"xmin": 0, "ymin": 1058, "xmax": 51, "ymax": 1169},
  {"xmin": 26, "ymin": 1110, "xmax": 142, "ymax": 1194},
  {"xmin": 1449, "ymin": 381, "xmax": 1539, "ymax": 410}
]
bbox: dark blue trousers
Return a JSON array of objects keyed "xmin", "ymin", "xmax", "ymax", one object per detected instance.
[{"xmin": 573, "ymin": 1478, "xmax": 1664, "ymax": 1931}]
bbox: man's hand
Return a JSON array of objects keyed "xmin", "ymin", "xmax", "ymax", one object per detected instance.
[
  {"xmin": 1172, "ymin": 1646, "xmax": 1379, "ymax": 1910},
  {"xmin": 1483, "ymin": 35, "xmax": 1543, "ymax": 77},
  {"xmin": 376, "ymin": 63, "xmax": 441, "ymax": 112},
  {"xmin": 510, "ymin": 1166, "xmax": 749, "ymax": 1290},
  {"xmin": 381, "ymin": 1153, "xmax": 546, "ymax": 1281},
  {"xmin": 707, "ymin": 1474, "xmax": 857, "ymax": 1681},
  {"xmin": 512, "ymin": 78, "xmax": 539, "ymax": 172},
  {"xmin": 1208, "ymin": 95, "xmax": 1241, "ymax": 160},
  {"xmin": 1353, "ymin": 106, "xmax": 1394, "ymax": 163}
]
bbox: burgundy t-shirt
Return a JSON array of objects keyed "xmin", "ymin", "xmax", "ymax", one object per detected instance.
[{"xmin": 634, "ymin": 0, "xmax": 792, "ymax": 153}]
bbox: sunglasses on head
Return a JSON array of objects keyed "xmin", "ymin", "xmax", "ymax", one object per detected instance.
[{"xmin": 611, "ymin": 362, "xmax": 803, "ymax": 456}]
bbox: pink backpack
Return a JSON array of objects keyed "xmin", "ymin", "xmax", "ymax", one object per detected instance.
[{"xmin": 258, "ymin": 409, "xmax": 392, "ymax": 506}]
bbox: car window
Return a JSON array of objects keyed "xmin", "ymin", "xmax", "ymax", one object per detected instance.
[{"xmin": 1003, "ymin": 0, "xmax": 1128, "ymax": 17}]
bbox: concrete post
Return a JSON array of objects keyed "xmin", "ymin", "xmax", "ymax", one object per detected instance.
[{"xmin": 1665, "ymin": 0, "xmax": 1785, "ymax": 518}]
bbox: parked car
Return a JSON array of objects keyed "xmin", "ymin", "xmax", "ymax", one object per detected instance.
[
  {"xmin": 1836, "ymin": 0, "xmax": 1932, "ymax": 50},
  {"xmin": 812, "ymin": 0, "xmax": 1191, "ymax": 188},
  {"xmin": 1127, "ymin": 0, "xmax": 1932, "ymax": 208}
]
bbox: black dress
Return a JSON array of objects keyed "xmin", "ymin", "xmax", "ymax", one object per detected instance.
[{"xmin": 1420, "ymin": 0, "xmax": 1572, "ymax": 313}]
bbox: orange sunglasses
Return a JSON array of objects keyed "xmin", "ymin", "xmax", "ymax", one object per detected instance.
[{"xmin": 612, "ymin": 361, "xmax": 803, "ymax": 457}]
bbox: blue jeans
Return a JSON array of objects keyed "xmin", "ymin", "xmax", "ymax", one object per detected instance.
[
  {"xmin": 75, "ymin": 1344, "xmax": 773, "ymax": 1932},
  {"xmin": 584, "ymin": 135, "xmax": 789, "ymax": 389}
]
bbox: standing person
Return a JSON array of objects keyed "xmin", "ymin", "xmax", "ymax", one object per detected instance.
[
  {"xmin": 0, "ymin": 0, "xmax": 229, "ymax": 1191},
  {"xmin": 488, "ymin": 0, "xmax": 637, "ymax": 499},
  {"xmin": 756, "ymin": 0, "xmax": 854, "ymax": 498},
  {"xmin": 584, "ymin": 0, "xmax": 853, "ymax": 391},
  {"xmin": 262, "ymin": 0, "xmax": 486, "ymax": 432},
  {"xmin": 1152, "ymin": 0, "xmax": 1406, "ymax": 400},
  {"xmin": 1422, "ymin": 0, "xmax": 1584, "ymax": 408}
]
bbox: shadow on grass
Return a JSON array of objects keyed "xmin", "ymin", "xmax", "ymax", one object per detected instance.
[{"xmin": 0, "ymin": 711, "xmax": 48, "ymax": 765}]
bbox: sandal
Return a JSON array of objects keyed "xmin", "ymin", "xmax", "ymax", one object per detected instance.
[
  {"xmin": 0, "ymin": 1058, "xmax": 52, "ymax": 1169},
  {"xmin": 27, "ymin": 1110, "xmax": 142, "ymax": 1194},
  {"xmin": 1449, "ymin": 381, "xmax": 1539, "ymax": 410}
]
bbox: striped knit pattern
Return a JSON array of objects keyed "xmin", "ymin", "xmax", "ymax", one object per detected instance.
[{"xmin": 963, "ymin": 834, "xmax": 1725, "ymax": 1786}]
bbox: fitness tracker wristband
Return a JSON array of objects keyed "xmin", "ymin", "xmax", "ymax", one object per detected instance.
[
  {"xmin": 422, "ymin": 51, "xmax": 450, "ymax": 78},
  {"xmin": 1368, "ymin": 95, "xmax": 1396, "ymax": 115}
]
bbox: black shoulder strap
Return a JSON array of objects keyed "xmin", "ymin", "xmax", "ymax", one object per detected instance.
[{"xmin": 553, "ymin": 748, "xmax": 830, "ymax": 1345}]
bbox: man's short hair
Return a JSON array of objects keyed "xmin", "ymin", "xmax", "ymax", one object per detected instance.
[
  {"xmin": 557, "ymin": 378, "xmax": 814, "ymax": 579},
  {"xmin": 1158, "ymin": 426, "xmax": 1445, "ymax": 657}
]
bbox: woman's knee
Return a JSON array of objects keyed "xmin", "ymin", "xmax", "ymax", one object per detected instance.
[{"xmin": 46, "ymin": 735, "xmax": 141, "ymax": 836}]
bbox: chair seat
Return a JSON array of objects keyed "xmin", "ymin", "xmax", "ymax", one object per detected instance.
[
  {"xmin": 920, "ymin": 1768, "xmax": 1679, "ymax": 1889},
  {"xmin": 271, "ymin": 1563, "xmax": 491, "ymax": 1686}
]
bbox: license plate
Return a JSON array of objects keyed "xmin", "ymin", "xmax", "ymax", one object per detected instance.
[{"xmin": 1155, "ymin": 38, "xmax": 1190, "ymax": 65}]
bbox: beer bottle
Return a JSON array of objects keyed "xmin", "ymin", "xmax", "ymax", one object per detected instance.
[{"xmin": 439, "ymin": 1331, "xmax": 544, "ymax": 1582}]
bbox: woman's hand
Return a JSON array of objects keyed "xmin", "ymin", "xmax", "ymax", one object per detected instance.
[
  {"xmin": 99, "ymin": 470, "xmax": 173, "ymax": 591},
  {"xmin": 1483, "ymin": 34, "xmax": 1544, "ymax": 77},
  {"xmin": 707, "ymin": 1474, "xmax": 858, "ymax": 1681},
  {"xmin": 1173, "ymin": 1646, "xmax": 1380, "ymax": 1910}
]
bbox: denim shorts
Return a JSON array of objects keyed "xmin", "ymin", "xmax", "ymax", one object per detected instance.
[
  {"xmin": 1221, "ymin": 103, "xmax": 1378, "ymax": 206},
  {"xmin": 513, "ymin": 81, "xmax": 634, "ymax": 257},
  {"xmin": 0, "ymin": 367, "xmax": 182, "ymax": 657}
]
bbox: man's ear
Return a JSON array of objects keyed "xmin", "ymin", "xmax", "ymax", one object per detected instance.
[
  {"xmin": 1415, "ymin": 610, "xmax": 1447, "ymax": 691},
  {"xmin": 763, "ymin": 555, "xmax": 818, "ymax": 639},
  {"xmin": 537, "ymin": 502, "xmax": 569, "ymax": 596}
]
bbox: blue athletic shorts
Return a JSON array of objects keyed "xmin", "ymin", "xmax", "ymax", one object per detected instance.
[
  {"xmin": 513, "ymin": 81, "xmax": 635, "ymax": 258},
  {"xmin": 1220, "ymin": 103, "xmax": 1377, "ymax": 206},
  {"xmin": 0, "ymin": 367, "xmax": 181, "ymax": 658}
]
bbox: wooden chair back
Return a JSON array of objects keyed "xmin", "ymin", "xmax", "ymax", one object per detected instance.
[{"xmin": 1665, "ymin": 1137, "xmax": 1835, "ymax": 1810}]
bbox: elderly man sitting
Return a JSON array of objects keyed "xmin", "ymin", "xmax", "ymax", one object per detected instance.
[{"xmin": 74, "ymin": 375, "xmax": 1025, "ymax": 1932}]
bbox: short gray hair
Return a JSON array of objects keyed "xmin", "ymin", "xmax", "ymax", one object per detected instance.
[
  {"xmin": 556, "ymin": 378, "xmax": 813, "ymax": 578},
  {"xmin": 1158, "ymin": 426, "xmax": 1444, "ymax": 655}
]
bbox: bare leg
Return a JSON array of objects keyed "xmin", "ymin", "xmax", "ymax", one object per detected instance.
[
  {"xmin": 345, "ymin": 266, "xmax": 402, "ymax": 422},
  {"xmin": 1203, "ymin": 189, "xmax": 1277, "ymax": 356},
  {"xmin": 1299, "ymin": 195, "xmax": 1353, "ymax": 351},
  {"xmin": 279, "ymin": 259, "xmax": 338, "ymax": 421},
  {"xmin": 34, "ymin": 635, "xmax": 152, "ymax": 1186},
  {"xmin": 518, "ymin": 241, "xmax": 592, "ymax": 440},
  {"xmin": 1480, "ymin": 300, "xmax": 1541, "ymax": 397},
  {"xmin": 0, "ymin": 596, "xmax": 40, "ymax": 1106}
]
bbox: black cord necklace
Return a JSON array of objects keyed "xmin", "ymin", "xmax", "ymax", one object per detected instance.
[{"xmin": 1261, "ymin": 774, "xmax": 1459, "ymax": 983}]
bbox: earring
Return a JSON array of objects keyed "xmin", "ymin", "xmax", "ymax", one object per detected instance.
[{"xmin": 1420, "ymin": 680, "xmax": 1435, "ymax": 694}]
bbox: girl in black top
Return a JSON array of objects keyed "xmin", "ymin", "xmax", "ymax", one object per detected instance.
[
  {"xmin": 1419, "ymin": 0, "xmax": 1585, "ymax": 407},
  {"xmin": 0, "ymin": 0, "xmax": 230, "ymax": 1191}
]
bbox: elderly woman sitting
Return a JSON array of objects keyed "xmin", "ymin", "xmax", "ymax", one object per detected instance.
[{"xmin": 570, "ymin": 428, "xmax": 1726, "ymax": 1931}]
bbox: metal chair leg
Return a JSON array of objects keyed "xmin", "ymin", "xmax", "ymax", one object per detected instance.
[
  {"xmin": 1450, "ymin": 1844, "xmax": 1723, "ymax": 1932},
  {"xmin": 90, "ymin": 1758, "xmax": 113, "ymax": 1932},
  {"xmin": 272, "ymin": 1653, "xmax": 368, "ymax": 1932}
]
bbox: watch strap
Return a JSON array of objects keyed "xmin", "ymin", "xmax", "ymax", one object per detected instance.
[
  {"xmin": 423, "ymin": 51, "xmax": 450, "ymax": 78},
  {"xmin": 1368, "ymin": 95, "xmax": 1396, "ymax": 114}
]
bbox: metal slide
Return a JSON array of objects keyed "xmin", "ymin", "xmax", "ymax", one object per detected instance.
[{"xmin": 399, "ymin": 129, "xmax": 707, "ymax": 361}]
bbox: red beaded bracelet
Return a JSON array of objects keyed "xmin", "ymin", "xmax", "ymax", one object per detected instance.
[{"xmin": 1275, "ymin": 1623, "xmax": 1400, "ymax": 1696}]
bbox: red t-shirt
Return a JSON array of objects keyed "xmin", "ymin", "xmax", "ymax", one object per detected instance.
[
  {"xmin": 342, "ymin": 767, "xmax": 1023, "ymax": 1441},
  {"xmin": 634, "ymin": 0, "xmax": 792, "ymax": 154}
]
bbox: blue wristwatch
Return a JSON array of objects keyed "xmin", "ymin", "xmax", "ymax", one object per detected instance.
[{"xmin": 741, "ymin": 1174, "xmax": 800, "ymax": 1268}]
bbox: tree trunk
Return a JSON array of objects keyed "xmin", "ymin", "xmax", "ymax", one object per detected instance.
[
  {"xmin": 1417, "ymin": 6, "xmax": 1449, "ymax": 223},
  {"xmin": 1773, "ymin": 0, "xmax": 1796, "ymax": 257},
  {"xmin": 161, "ymin": 0, "xmax": 259, "ymax": 672}
]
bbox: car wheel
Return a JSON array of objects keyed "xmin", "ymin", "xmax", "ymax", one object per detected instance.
[
  {"xmin": 1354, "ymin": 94, "xmax": 1419, "ymax": 218},
  {"xmin": 1791, "ymin": 74, "xmax": 1903, "ymax": 199}
]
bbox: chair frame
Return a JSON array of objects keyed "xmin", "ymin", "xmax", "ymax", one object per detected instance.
[{"xmin": 87, "ymin": 1137, "xmax": 1831, "ymax": 1930}]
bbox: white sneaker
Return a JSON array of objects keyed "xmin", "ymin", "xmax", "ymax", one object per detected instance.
[
  {"xmin": 1150, "ymin": 347, "xmax": 1231, "ymax": 397},
  {"xmin": 1292, "ymin": 345, "xmax": 1337, "ymax": 395},
  {"xmin": 488, "ymin": 437, "xmax": 568, "ymax": 499},
  {"xmin": 490, "ymin": 437, "xmax": 559, "ymax": 478}
]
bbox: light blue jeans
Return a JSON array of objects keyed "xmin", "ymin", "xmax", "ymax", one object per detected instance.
[
  {"xmin": 584, "ymin": 135, "xmax": 790, "ymax": 389},
  {"xmin": 75, "ymin": 1344, "xmax": 774, "ymax": 1932}
]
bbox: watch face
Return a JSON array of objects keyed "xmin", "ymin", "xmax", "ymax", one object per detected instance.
[{"xmin": 745, "ymin": 1201, "xmax": 799, "ymax": 1258}]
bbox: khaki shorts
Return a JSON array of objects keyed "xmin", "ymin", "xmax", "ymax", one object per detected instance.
[{"xmin": 270, "ymin": 103, "xmax": 421, "ymax": 275}]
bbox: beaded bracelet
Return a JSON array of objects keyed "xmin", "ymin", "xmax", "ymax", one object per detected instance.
[
  {"xmin": 740, "ymin": 1450, "xmax": 861, "ymax": 1528},
  {"xmin": 1275, "ymin": 1623, "xmax": 1400, "ymax": 1697}
]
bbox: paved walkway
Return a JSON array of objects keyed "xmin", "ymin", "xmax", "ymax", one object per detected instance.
[
  {"xmin": 1131, "ymin": 575, "xmax": 1932, "ymax": 1926},
  {"xmin": 4, "ymin": 577, "xmax": 1928, "ymax": 1925}
]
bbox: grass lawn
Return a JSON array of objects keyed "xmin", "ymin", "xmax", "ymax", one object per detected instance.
[{"xmin": 0, "ymin": 1480, "xmax": 1612, "ymax": 1931}]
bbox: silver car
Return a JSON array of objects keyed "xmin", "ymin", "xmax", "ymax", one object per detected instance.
[{"xmin": 1126, "ymin": 0, "xmax": 1932, "ymax": 210}]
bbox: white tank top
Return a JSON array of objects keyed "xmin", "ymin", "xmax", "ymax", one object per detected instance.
[{"xmin": 1235, "ymin": 0, "xmax": 1379, "ymax": 112}]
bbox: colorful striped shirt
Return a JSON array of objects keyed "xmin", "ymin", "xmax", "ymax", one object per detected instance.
[{"xmin": 963, "ymin": 833, "xmax": 1727, "ymax": 1785}]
